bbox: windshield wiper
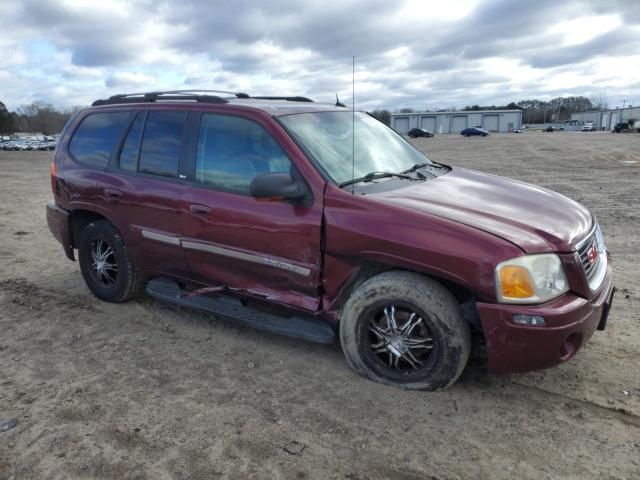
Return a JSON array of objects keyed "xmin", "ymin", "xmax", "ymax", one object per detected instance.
[
  {"xmin": 402, "ymin": 162, "xmax": 429, "ymax": 174},
  {"xmin": 339, "ymin": 171, "xmax": 414, "ymax": 188}
]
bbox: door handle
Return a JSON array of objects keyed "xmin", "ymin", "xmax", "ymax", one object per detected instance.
[
  {"xmin": 189, "ymin": 204, "xmax": 212, "ymax": 216},
  {"xmin": 105, "ymin": 188, "xmax": 123, "ymax": 199}
]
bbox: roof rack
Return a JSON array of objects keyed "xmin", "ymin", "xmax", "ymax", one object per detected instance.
[
  {"xmin": 91, "ymin": 90, "xmax": 315, "ymax": 107},
  {"xmin": 250, "ymin": 96, "xmax": 314, "ymax": 103},
  {"xmin": 91, "ymin": 90, "xmax": 233, "ymax": 106}
]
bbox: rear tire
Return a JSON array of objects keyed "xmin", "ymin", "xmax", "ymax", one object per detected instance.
[
  {"xmin": 339, "ymin": 271, "xmax": 471, "ymax": 390},
  {"xmin": 78, "ymin": 220, "xmax": 142, "ymax": 302}
]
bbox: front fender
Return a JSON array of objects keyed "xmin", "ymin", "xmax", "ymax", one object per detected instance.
[{"xmin": 322, "ymin": 185, "xmax": 523, "ymax": 312}]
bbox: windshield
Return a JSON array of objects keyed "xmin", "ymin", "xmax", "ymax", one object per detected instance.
[{"xmin": 279, "ymin": 111, "xmax": 433, "ymax": 185}]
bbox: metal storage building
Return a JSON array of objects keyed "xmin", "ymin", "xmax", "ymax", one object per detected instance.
[
  {"xmin": 391, "ymin": 109, "xmax": 523, "ymax": 134},
  {"xmin": 570, "ymin": 106, "xmax": 640, "ymax": 131}
]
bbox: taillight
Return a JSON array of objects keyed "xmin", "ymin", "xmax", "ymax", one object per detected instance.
[{"xmin": 50, "ymin": 160, "xmax": 58, "ymax": 194}]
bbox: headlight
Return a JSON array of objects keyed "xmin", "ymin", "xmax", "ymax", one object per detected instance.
[
  {"xmin": 495, "ymin": 254, "xmax": 569, "ymax": 304},
  {"xmin": 594, "ymin": 224, "xmax": 607, "ymax": 255}
]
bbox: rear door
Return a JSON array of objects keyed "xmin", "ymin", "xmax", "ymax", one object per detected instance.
[
  {"xmin": 181, "ymin": 112, "xmax": 323, "ymax": 312},
  {"xmin": 97, "ymin": 109, "xmax": 190, "ymax": 276}
]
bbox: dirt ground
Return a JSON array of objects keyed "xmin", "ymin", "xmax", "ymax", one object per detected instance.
[{"xmin": 1, "ymin": 131, "xmax": 639, "ymax": 480}]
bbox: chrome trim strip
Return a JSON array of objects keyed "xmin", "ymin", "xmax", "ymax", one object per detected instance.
[
  {"xmin": 141, "ymin": 230, "xmax": 181, "ymax": 246},
  {"xmin": 181, "ymin": 240, "xmax": 311, "ymax": 277}
]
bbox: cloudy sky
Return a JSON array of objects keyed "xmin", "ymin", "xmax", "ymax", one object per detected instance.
[{"xmin": 1, "ymin": 0, "xmax": 639, "ymax": 111}]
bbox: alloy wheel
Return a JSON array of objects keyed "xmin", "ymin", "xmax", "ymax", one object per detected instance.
[
  {"xmin": 366, "ymin": 305, "xmax": 436, "ymax": 371},
  {"xmin": 89, "ymin": 239, "xmax": 118, "ymax": 286}
]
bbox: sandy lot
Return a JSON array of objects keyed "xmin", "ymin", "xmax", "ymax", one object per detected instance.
[{"xmin": 1, "ymin": 131, "xmax": 639, "ymax": 479}]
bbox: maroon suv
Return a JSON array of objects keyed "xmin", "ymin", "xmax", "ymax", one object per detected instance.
[{"xmin": 47, "ymin": 90, "xmax": 614, "ymax": 390}]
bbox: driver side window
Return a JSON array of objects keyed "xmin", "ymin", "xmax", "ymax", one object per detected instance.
[{"xmin": 195, "ymin": 114, "xmax": 291, "ymax": 194}]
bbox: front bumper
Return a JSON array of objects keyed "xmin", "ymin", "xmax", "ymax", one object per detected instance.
[
  {"xmin": 477, "ymin": 263, "xmax": 614, "ymax": 374},
  {"xmin": 46, "ymin": 200, "xmax": 74, "ymax": 260}
]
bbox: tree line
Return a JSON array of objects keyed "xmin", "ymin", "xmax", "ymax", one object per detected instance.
[
  {"xmin": 370, "ymin": 95, "xmax": 609, "ymax": 126},
  {"xmin": 2, "ymin": 94, "xmax": 611, "ymax": 134},
  {"xmin": 0, "ymin": 101, "xmax": 83, "ymax": 135}
]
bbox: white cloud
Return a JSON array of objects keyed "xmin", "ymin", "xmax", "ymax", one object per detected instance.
[
  {"xmin": 549, "ymin": 15, "xmax": 623, "ymax": 47},
  {"xmin": 105, "ymin": 72, "xmax": 157, "ymax": 88},
  {"xmin": 0, "ymin": 0, "xmax": 638, "ymax": 111}
]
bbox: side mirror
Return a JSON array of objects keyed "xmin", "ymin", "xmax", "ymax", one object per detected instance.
[{"xmin": 250, "ymin": 173, "xmax": 305, "ymax": 201}]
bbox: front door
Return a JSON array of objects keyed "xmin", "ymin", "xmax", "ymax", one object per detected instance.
[{"xmin": 181, "ymin": 112, "xmax": 323, "ymax": 312}]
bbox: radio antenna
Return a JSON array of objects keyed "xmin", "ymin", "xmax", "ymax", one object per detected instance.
[{"xmin": 351, "ymin": 55, "xmax": 355, "ymax": 195}]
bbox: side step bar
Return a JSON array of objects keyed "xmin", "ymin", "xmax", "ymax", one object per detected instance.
[{"xmin": 145, "ymin": 278, "xmax": 336, "ymax": 344}]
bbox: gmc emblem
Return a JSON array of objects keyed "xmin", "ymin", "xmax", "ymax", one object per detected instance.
[{"xmin": 587, "ymin": 244, "xmax": 598, "ymax": 265}]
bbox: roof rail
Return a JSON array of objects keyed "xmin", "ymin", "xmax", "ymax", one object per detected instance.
[
  {"xmin": 145, "ymin": 91, "xmax": 312, "ymax": 101},
  {"xmin": 92, "ymin": 90, "xmax": 233, "ymax": 106},
  {"xmin": 91, "ymin": 90, "xmax": 314, "ymax": 107},
  {"xmin": 250, "ymin": 96, "xmax": 314, "ymax": 102}
]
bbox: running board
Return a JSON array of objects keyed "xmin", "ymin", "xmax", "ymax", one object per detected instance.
[{"xmin": 145, "ymin": 278, "xmax": 336, "ymax": 344}]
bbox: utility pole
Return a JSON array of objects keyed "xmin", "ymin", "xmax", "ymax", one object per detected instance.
[
  {"xmin": 622, "ymin": 99, "xmax": 627, "ymax": 108},
  {"xmin": 555, "ymin": 98, "xmax": 563, "ymax": 124}
]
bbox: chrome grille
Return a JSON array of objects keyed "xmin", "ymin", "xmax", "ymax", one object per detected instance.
[
  {"xmin": 576, "ymin": 223, "xmax": 607, "ymax": 291},
  {"xmin": 577, "ymin": 232, "xmax": 598, "ymax": 279}
]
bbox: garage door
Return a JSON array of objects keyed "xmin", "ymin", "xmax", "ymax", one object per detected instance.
[
  {"xmin": 483, "ymin": 115, "xmax": 499, "ymax": 132},
  {"xmin": 452, "ymin": 116, "xmax": 467, "ymax": 133},
  {"xmin": 420, "ymin": 116, "xmax": 436, "ymax": 132},
  {"xmin": 394, "ymin": 117, "xmax": 410, "ymax": 134}
]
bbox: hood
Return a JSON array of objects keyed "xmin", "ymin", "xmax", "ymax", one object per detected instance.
[{"xmin": 375, "ymin": 167, "xmax": 593, "ymax": 253}]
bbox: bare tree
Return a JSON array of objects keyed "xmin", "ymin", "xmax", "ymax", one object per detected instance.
[
  {"xmin": 592, "ymin": 92, "xmax": 609, "ymax": 110},
  {"xmin": 369, "ymin": 109, "xmax": 391, "ymax": 126},
  {"xmin": 14, "ymin": 102, "xmax": 82, "ymax": 134}
]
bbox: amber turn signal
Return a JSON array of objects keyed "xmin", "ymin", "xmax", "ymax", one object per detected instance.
[{"xmin": 498, "ymin": 265, "xmax": 535, "ymax": 299}]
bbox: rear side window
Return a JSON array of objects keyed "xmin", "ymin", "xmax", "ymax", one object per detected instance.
[
  {"xmin": 139, "ymin": 111, "xmax": 187, "ymax": 177},
  {"xmin": 195, "ymin": 114, "xmax": 291, "ymax": 193},
  {"xmin": 69, "ymin": 112, "xmax": 129, "ymax": 169},
  {"xmin": 119, "ymin": 112, "xmax": 144, "ymax": 172}
]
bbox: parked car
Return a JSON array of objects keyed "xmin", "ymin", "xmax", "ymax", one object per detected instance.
[
  {"xmin": 581, "ymin": 123, "xmax": 595, "ymax": 132},
  {"xmin": 460, "ymin": 127, "xmax": 490, "ymax": 137},
  {"xmin": 14, "ymin": 140, "xmax": 31, "ymax": 150},
  {"xmin": 37, "ymin": 141, "xmax": 57, "ymax": 151},
  {"xmin": 407, "ymin": 128, "xmax": 434, "ymax": 138},
  {"xmin": 613, "ymin": 122, "xmax": 629, "ymax": 133},
  {"xmin": 552, "ymin": 125, "xmax": 565, "ymax": 131},
  {"xmin": 47, "ymin": 90, "xmax": 614, "ymax": 390},
  {"xmin": 513, "ymin": 129, "xmax": 522, "ymax": 133}
]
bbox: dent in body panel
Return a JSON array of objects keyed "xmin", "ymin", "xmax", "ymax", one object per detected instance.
[{"xmin": 321, "ymin": 184, "xmax": 523, "ymax": 307}]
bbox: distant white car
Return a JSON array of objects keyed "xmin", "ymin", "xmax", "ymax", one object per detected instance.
[{"xmin": 582, "ymin": 123, "xmax": 595, "ymax": 132}]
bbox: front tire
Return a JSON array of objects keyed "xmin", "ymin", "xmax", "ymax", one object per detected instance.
[
  {"xmin": 340, "ymin": 271, "xmax": 471, "ymax": 390},
  {"xmin": 78, "ymin": 220, "xmax": 141, "ymax": 302}
]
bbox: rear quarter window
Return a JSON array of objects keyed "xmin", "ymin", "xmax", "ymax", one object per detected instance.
[{"xmin": 68, "ymin": 112, "xmax": 130, "ymax": 169}]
